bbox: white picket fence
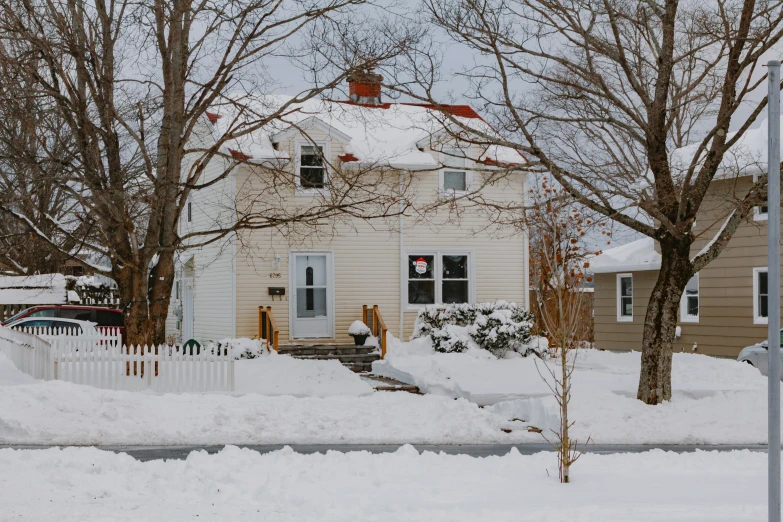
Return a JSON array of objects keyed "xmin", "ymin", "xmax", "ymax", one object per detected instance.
[
  {"xmin": 0, "ymin": 326, "xmax": 54, "ymax": 380},
  {"xmin": 0, "ymin": 326, "xmax": 234, "ymax": 392}
]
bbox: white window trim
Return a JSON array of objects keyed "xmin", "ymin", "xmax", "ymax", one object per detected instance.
[
  {"xmin": 753, "ymin": 173, "xmax": 769, "ymax": 222},
  {"xmin": 616, "ymin": 273, "xmax": 633, "ymax": 322},
  {"xmin": 754, "ymin": 266, "xmax": 769, "ymax": 325},
  {"xmin": 295, "ymin": 139, "xmax": 330, "ymax": 195},
  {"xmin": 438, "ymin": 147, "xmax": 473, "ymax": 197},
  {"xmin": 402, "ymin": 249, "xmax": 476, "ymax": 312},
  {"xmin": 680, "ymin": 273, "xmax": 699, "ymax": 323}
]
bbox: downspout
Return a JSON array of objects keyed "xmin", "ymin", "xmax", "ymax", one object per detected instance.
[{"xmin": 399, "ymin": 170, "xmax": 405, "ymax": 339}]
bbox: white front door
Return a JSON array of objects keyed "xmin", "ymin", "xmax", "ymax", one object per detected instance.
[
  {"xmin": 291, "ymin": 253, "xmax": 333, "ymax": 339},
  {"xmin": 182, "ymin": 278, "xmax": 195, "ymax": 341}
]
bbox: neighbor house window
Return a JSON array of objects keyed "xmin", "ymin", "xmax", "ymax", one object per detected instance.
[
  {"xmin": 617, "ymin": 274, "xmax": 633, "ymax": 321},
  {"xmin": 754, "ymin": 267, "xmax": 768, "ymax": 324},
  {"xmin": 681, "ymin": 274, "xmax": 699, "ymax": 322},
  {"xmin": 298, "ymin": 144, "xmax": 326, "ymax": 189},
  {"xmin": 754, "ymin": 173, "xmax": 768, "ymax": 221},
  {"xmin": 441, "ymin": 147, "xmax": 468, "ymax": 193},
  {"xmin": 406, "ymin": 252, "xmax": 472, "ymax": 306},
  {"xmin": 186, "ymin": 200, "xmax": 192, "ymax": 223}
]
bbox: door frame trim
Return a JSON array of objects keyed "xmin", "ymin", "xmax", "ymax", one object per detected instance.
[{"xmin": 288, "ymin": 250, "xmax": 335, "ymax": 339}]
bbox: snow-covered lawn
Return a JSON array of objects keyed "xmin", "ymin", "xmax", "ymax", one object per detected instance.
[
  {"xmin": 374, "ymin": 337, "xmax": 771, "ymax": 444},
  {"xmin": 0, "ymin": 445, "xmax": 770, "ymax": 521}
]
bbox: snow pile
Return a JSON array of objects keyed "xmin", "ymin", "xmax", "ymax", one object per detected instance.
[
  {"xmin": 0, "ymin": 274, "xmax": 68, "ymax": 305},
  {"xmin": 234, "ymin": 354, "xmax": 373, "ymax": 397},
  {"xmin": 413, "ymin": 301, "xmax": 539, "ymax": 357},
  {"xmin": 0, "ymin": 384, "xmax": 521, "ymax": 445},
  {"xmin": 0, "ymin": 445, "xmax": 770, "ymax": 521},
  {"xmin": 0, "ymin": 352, "xmax": 35, "ymax": 386},
  {"xmin": 590, "ymin": 237, "xmax": 661, "ymax": 273},
  {"xmin": 348, "ymin": 320, "xmax": 371, "ymax": 336}
]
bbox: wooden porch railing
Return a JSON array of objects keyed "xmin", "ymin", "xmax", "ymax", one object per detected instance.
[
  {"xmin": 258, "ymin": 306, "xmax": 279, "ymax": 352},
  {"xmin": 362, "ymin": 304, "xmax": 388, "ymax": 359}
]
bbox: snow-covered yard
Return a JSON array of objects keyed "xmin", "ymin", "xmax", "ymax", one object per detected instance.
[
  {"xmin": 0, "ymin": 331, "xmax": 776, "ymax": 445},
  {"xmin": 373, "ymin": 336, "xmax": 772, "ymax": 444},
  {"xmin": 0, "ymin": 445, "xmax": 771, "ymax": 521}
]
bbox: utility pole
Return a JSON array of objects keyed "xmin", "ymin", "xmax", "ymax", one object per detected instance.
[{"xmin": 768, "ymin": 58, "xmax": 781, "ymax": 522}]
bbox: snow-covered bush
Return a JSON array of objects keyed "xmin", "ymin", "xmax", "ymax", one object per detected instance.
[
  {"xmin": 413, "ymin": 301, "xmax": 537, "ymax": 357},
  {"xmin": 348, "ymin": 321, "xmax": 371, "ymax": 336},
  {"xmin": 205, "ymin": 338, "xmax": 268, "ymax": 359}
]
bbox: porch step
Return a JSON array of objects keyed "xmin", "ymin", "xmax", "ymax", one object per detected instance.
[
  {"xmin": 360, "ymin": 374, "xmax": 422, "ymax": 394},
  {"xmin": 278, "ymin": 344, "xmax": 377, "ymax": 356},
  {"xmin": 278, "ymin": 343, "xmax": 380, "ymax": 373}
]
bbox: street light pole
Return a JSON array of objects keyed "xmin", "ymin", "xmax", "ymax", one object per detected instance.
[{"xmin": 768, "ymin": 58, "xmax": 781, "ymax": 522}]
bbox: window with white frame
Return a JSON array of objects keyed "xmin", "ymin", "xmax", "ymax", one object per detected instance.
[
  {"xmin": 754, "ymin": 173, "xmax": 768, "ymax": 221},
  {"xmin": 680, "ymin": 274, "xmax": 699, "ymax": 322},
  {"xmin": 617, "ymin": 274, "xmax": 633, "ymax": 321},
  {"xmin": 754, "ymin": 267, "xmax": 769, "ymax": 324},
  {"xmin": 441, "ymin": 147, "xmax": 468, "ymax": 193},
  {"xmin": 298, "ymin": 144, "xmax": 326, "ymax": 189},
  {"xmin": 406, "ymin": 252, "xmax": 471, "ymax": 306}
]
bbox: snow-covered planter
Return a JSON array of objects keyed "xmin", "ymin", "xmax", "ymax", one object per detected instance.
[
  {"xmin": 205, "ymin": 338, "xmax": 268, "ymax": 359},
  {"xmin": 348, "ymin": 321, "xmax": 371, "ymax": 346},
  {"xmin": 413, "ymin": 302, "xmax": 537, "ymax": 357}
]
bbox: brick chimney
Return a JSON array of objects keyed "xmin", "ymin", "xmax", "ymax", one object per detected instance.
[{"xmin": 347, "ymin": 68, "xmax": 383, "ymax": 105}]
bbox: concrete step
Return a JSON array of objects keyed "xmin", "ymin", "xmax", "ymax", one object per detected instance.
[
  {"xmin": 278, "ymin": 344, "xmax": 377, "ymax": 356},
  {"xmin": 360, "ymin": 374, "xmax": 422, "ymax": 394},
  {"xmin": 345, "ymin": 362, "xmax": 374, "ymax": 373}
]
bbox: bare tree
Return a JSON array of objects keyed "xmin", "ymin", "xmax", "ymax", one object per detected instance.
[
  {"xmin": 0, "ymin": 0, "xmax": 420, "ymax": 344},
  {"xmin": 530, "ymin": 177, "xmax": 595, "ymax": 483},
  {"xmin": 393, "ymin": 0, "xmax": 783, "ymax": 404}
]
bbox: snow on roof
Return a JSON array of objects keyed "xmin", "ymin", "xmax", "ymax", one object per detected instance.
[
  {"xmin": 672, "ymin": 116, "xmax": 783, "ymax": 179},
  {"xmin": 207, "ymin": 95, "xmax": 525, "ymax": 170},
  {"xmin": 0, "ymin": 274, "xmax": 69, "ymax": 304},
  {"xmin": 590, "ymin": 237, "xmax": 661, "ymax": 273}
]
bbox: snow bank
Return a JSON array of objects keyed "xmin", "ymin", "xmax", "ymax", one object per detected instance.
[
  {"xmin": 0, "ymin": 352, "xmax": 35, "ymax": 386},
  {"xmin": 0, "ymin": 382, "xmax": 524, "ymax": 445},
  {"xmin": 0, "ymin": 445, "xmax": 770, "ymax": 521},
  {"xmin": 235, "ymin": 354, "xmax": 373, "ymax": 397},
  {"xmin": 375, "ymin": 347, "xmax": 775, "ymax": 443}
]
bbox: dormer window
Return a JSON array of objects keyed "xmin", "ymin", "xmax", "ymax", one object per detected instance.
[
  {"xmin": 441, "ymin": 147, "xmax": 469, "ymax": 194},
  {"xmin": 298, "ymin": 144, "xmax": 326, "ymax": 190}
]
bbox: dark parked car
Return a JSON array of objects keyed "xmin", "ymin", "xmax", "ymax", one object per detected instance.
[{"xmin": 1, "ymin": 305, "xmax": 125, "ymax": 343}]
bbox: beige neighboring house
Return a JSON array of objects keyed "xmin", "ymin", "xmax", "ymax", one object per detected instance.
[
  {"xmin": 592, "ymin": 120, "xmax": 782, "ymax": 358},
  {"xmin": 166, "ymin": 74, "xmax": 529, "ymax": 345}
]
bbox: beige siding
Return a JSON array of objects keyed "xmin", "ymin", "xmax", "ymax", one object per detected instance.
[
  {"xmin": 594, "ymin": 177, "xmax": 776, "ymax": 357},
  {"xmin": 167, "ymin": 122, "xmax": 237, "ymax": 342},
  {"xmin": 235, "ymin": 129, "xmax": 528, "ymax": 343}
]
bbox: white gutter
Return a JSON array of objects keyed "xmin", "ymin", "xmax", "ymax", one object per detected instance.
[{"xmin": 591, "ymin": 263, "xmax": 661, "ymax": 274}]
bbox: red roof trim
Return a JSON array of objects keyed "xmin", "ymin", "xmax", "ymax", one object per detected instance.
[
  {"xmin": 205, "ymin": 112, "xmax": 222, "ymax": 124},
  {"xmin": 479, "ymin": 156, "xmax": 525, "ymax": 167},
  {"xmin": 228, "ymin": 149, "xmax": 252, "ymax": 161},
  {"xmin": 327, "ymin": 99, "xmax": 483, "ymax": 120},
  {"xmin": 338, "ymin": 153, "xmax": 359, "ymax": 163}
]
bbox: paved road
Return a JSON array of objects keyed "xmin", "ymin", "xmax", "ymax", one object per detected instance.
[{"xmin": 0, "ymin": 443, "xmax": 768, "ymax": 461}]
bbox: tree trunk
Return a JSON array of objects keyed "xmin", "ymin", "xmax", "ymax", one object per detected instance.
[
  {"xmin": 637, "ymin": 237, "xmax": 692, "ymax": 404},
  {"xmin": 149, "ymin": 250, "xmax": 175, "ymax": 345}
]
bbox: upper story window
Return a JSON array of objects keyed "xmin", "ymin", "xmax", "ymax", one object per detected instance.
[
  {"xmin": 406, "ymin": 252, "xmax": 472, "ymax": 308},
  {"xmin": 754, "ymin": 267, "xmax": 768, "ymax": 324},
  {"xmin": 298, "ymin": 144, "xmax": 326, "ymax": 190},
  {"xmin": 187, "ymin": 200, "xmax": 192, "ymax": 223},
  {"xmin": 680, "ymin": 274, "xmax": 699, "ymax": 322},
  {"xmin": 441, "ymin": 147, "xmax": 468, "ymax": 193},
  {"xmin": 617, "ymin": 274, "xmax": 633, "ymax": 321}
]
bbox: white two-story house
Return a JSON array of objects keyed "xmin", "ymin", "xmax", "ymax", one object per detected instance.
[{"xmin": 167, "ymin": 72, "xmax": 529, "ymax": 345}]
